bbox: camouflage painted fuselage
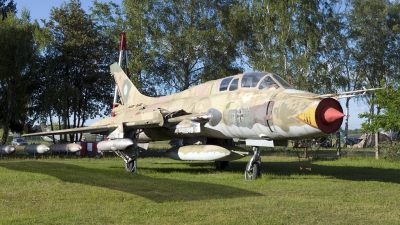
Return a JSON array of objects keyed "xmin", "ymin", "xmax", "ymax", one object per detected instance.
[{"xmin": 96, "ymin": 68, "xmax": 343, "ymax": 144}]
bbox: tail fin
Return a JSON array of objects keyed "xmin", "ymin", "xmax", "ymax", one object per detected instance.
[{"xmin": 110, "ymin": 63, "xmax": 153, "ymax": 106}]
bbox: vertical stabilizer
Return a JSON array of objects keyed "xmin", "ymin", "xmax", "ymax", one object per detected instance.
[{"xmin": 110, "ymin": 63, "xmax": 152, "ymax": 106}]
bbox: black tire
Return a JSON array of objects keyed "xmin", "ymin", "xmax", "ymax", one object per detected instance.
[
  {"xmin": 215, "ymin": 161, "xmax": 229, "ymax": 170},
  {"xmin": 245, "ymin": 162, "xmax": 261, "ymax": 180},
  {"xmin": 125, "ymin": 159, "xmax": 137, "ymax": 173}
]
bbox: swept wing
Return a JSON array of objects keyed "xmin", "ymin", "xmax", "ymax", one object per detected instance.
[{"xmin": 22, "ymin": 110, "xmax": 211, "ymax": 138}]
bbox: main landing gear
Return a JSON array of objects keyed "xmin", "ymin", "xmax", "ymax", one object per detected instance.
[
  {"xmin": 113, "ymin": 149, "xmax": 139, "ymax": 173},
  {"xmin": 245, "ymin": 146, "xmax": 262, "ymax": 180},
  {"xmin": 124, "ymin": 158, "xmax": 138, "ymax": 173},
  {"xmin": 114, "ymin": 130, "xmax": 140, "ymax": 173}
]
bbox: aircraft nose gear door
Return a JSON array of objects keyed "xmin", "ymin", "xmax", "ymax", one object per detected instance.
[{"xmin": 245, "ymin": 146, "xmax": 262, "ymax": 180}]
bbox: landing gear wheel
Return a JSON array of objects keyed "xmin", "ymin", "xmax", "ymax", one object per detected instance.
[
  {"xmin": 125, "ymin": 159, "xmax": 137, "ymax": 173},
  {"xmin": 244, "ymin": 146, "xmax": 262, "ymax": 180},
  {"xmin": 215, "ymin": 161, "xmax": 229, "ymax": 170},
  {"xmin": 95, "ymin": 153, "xmax": 103, "ymax": 159},
  {"xmin": 245, "ymin": 162, "xmax": 261, "ymax": 180}
]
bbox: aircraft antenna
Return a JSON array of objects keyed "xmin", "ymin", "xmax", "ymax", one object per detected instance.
[{"xmin": 112, "ymin": 32, "xmax": 130, "ymax": 117}]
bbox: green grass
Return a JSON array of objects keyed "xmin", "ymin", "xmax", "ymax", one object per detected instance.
[{"xmin": 1, "ymin": 154, "xmax": 400, "ymax": 224}]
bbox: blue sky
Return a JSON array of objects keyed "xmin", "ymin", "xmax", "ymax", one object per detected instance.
[
  {"xmin": 15, "ymin": 0, "xmax": 370, "ymax": 130},
  {"xmin": 16, "ymin": 0, "xmax": 122, "ymax": 23}
]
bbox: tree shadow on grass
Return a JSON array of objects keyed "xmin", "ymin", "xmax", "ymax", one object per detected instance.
[
  {"xmin": 232, "ymin": 160, "xmax": 400, "ymax": 184},
  {"xmin": 145, "ymin": 158, "xmax": 400, "ymax": 184},
  {"xmin": 307, "ymin": 163, "xmax": 400, "ymax": 183},
  {"xmin": 0, "ymin": 161, "xmax": 262, "ymax": 203}
]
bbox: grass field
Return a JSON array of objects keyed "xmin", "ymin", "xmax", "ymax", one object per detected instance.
[{"xmin": 1, "ymin": 150, "xmax": 400, "ymax": 224}]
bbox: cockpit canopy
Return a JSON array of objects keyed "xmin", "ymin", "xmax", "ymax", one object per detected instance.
[{"xmin": 219, "ymin": 72, "xmax": 293, "ymax": 92}]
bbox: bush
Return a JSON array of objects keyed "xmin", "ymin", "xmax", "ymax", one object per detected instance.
[
  {"xmin": 6, "ymin": 136, "xmax": 13, "ymax": 145},
  {"xmin": 381, "ymin": 141, "xmax": 400, "ymax": 161}
]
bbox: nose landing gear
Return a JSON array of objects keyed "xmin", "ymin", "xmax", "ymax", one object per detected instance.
[{"xmin": 245, "ymin": 146, "xmax": 262, "ymax": 180}]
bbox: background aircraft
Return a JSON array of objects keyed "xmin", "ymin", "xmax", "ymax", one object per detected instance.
[{"xmin": 23, "ymin": 63, "xmax": 379, "ymax": 179}]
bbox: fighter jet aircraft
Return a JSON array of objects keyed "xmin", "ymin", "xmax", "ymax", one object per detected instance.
[{"xmin": 23, "ymin": 63, "xmax": 379, "ymax": 179}]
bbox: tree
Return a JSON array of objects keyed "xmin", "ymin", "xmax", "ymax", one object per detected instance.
[
  {"xmin": 360, "ymin": 84, "xmax": 400, "ymax": 140},
  {"xmin": 89, "ymin": 0, "xmax": 124, "ymax": 63},
  {"xmin": 349, "ymin": 0, "xmax": 400, "ymax": 158},
  {"xmin": 349, "ymin": 0, "xmax": 400, "ymax": 89},
  {"xmin": 0, "ymin": 0, "xmax": 16, "ymax": 20},
  {"xmin": 36, "ymin": 0, "xmax": 115, "ymax": 142},
  {"xmin": 122, "ymin": 0, "xmax": 159, "ymax": 96},
  {"xmin": 0, "ymin": 9, "xmax": 40, "ymax": 144},
  {"xmin": 241, "ymin": 0, "xmax": 338, "ymax": 93},
  {"xmin": 123, "ymin": 0, "xmax": 242, "ymax": 95},
  {"xmin": 322, "ymin": 2, "xmax": 362, "ymax": 149}
]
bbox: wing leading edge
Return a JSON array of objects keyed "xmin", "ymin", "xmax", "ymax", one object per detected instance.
[
  {"xmin": 23, "ymin": 110, "xmax": 211, "ymax": 138},
  {"xmin": 22, "ymin": 125, "xmax": 118, "ymax": 137}
]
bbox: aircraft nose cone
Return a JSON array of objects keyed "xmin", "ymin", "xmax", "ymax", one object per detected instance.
[
  {"xmin": 296, "ymin": 98, "xmax": 344, "ymax": 134},
  {"xmin": 315, "ymin": 98, "xmax": 344, "ymax": 133},
  {"xmin": 323, "ymin": 107, "xmax": 345, "ymax": 123}
]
